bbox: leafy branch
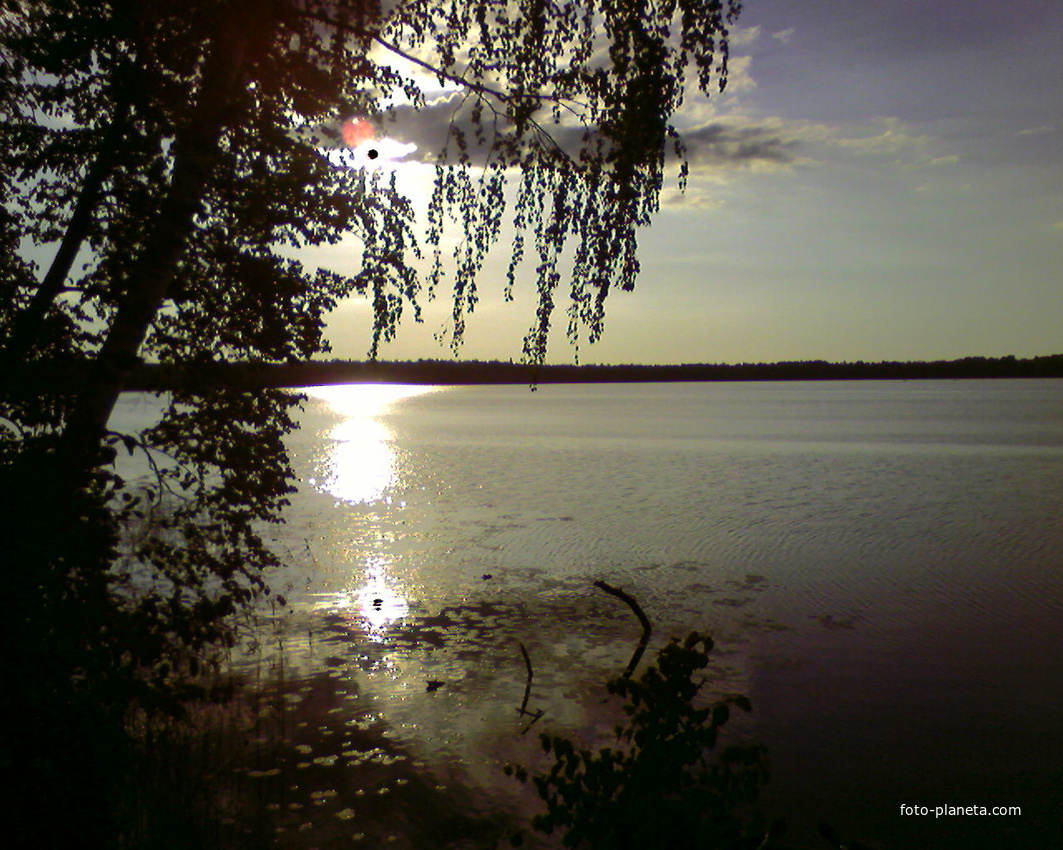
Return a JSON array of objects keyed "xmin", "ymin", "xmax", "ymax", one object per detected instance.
[{"xmin": 507, "ymin": 583, "xmax": 781, "ymax": 849}]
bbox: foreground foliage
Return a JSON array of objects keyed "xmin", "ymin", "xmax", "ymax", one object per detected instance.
[{"xmin": 509, "ymin": 632, "xmax": 782, "ymax": 850}]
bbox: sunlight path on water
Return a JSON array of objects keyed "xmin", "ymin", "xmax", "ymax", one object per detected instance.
[
  {"xmin": 315, "ymin": 555, "xmax": 410, "ymax": 643},
  {"xmin": 303, "ymin": 383, "xmax": 443, "ymax": 506}
]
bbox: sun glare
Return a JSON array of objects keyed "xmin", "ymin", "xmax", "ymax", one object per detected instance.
[
  {"xmin": 352, "ymin": 556, "xmax": 410, "ymax": 639},
  {"xmin": 311, "ymin": 555, "xmax": 411, "ymax": 643},
  {"xmin": 321, "ymin": 137, "xmax": 418, "ymax": 172},
  {"xmin": 304, "ymin": 383, "xmax": 442, "ymax": 505}
]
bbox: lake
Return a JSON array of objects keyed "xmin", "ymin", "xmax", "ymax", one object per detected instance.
[{"xmin": 114, "ymin": 379, "xmax": 1063, "ymax": 847}]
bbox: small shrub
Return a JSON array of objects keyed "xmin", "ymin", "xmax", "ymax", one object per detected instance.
[{"xmin": 508, "ymin": 632, "xmax": 779, "ymax": 849}]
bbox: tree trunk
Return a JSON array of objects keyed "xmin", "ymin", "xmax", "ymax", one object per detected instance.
[
  {"xmin": 0, "ymin": 92, "xmax": 131, "ymax": 380},
  {"xmin": 59, "ymin": 25, "xmax": 250, "ymax": 479}
]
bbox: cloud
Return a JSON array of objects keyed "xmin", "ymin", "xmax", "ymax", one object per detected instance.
[
  {"xmin": 1017, "ymin": 125, "xmax": 1054, "ymax": 137},
  {"xmin": 679, "ymin": 121, "xmax": 795, "ymax": 170},
  {"xmin": 658, "ymin": 187, "xmax": 725, "ymax": 210},
  {"xmin": 831, "ymin": 117, "xmax": 928, "ymax": 157},
  {"xmin": 671, "ymin": 113, "xmax": 963, "ymax": 179},
  {"xmin": 370, "ymin": 95, "xmax": 797, "ymax": 175},
  {"xmin": 787, "ymin": 116, "xmax": 956, "ymax": 169},
  {"xmin": 772, "ymin": 28, "xmax": 796, "ymax": 44},
  {"xmin": 729, "ymin": 25, "xmax": 762, "ymax": 48},
  {"xmin": 297, "ymin": 94, "xmax": 961, "ymax": 203},
  {"xmin": 718, "ymin": 54, "xmax": 757, "ymax": 95}
]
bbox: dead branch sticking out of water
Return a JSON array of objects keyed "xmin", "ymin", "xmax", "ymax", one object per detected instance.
[
  {"xmin": 515, "ymin": 642, "xmax": 544, "ymax": 733},
  {"xmin": 593, "ymin": 580, "xmax": 653, "ymax": 679}
]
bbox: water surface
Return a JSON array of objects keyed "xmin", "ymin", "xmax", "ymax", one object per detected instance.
[{"xmin": 114, "ymin": 379, "xmax": 1063, "ymax": 847}]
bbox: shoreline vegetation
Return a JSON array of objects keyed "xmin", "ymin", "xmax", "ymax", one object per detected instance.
[
  {"xmin": 114, "ymin": 585, "xmax": 780, "ymax": 850},
  {"xmin": 20, "ymin": 352, "xmax": 1063, "ymax": 392}
]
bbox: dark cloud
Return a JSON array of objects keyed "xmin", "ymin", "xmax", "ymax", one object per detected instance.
[
  {"xmin": 376, "ymin": 96, "xmax": 796, "ymax": 172},
  {"xmin": 678, "ymin": 122, "xmax": 796, "ymax": 168}
]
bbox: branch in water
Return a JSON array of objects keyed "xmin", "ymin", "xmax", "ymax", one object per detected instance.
[
  {"xmin": 515, "ymin": 641, "xmax": 544, "ymax": 734},
  {"xmin": 594, "ymin": 580, "xmax": 653, "ymax": 679}
]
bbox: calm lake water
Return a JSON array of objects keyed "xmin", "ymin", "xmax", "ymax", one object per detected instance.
[{"xmin": 114, "ymin": 380, "xmax": 1063, "ymax": 848}]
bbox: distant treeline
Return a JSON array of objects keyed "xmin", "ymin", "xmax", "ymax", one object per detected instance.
[
  {"xmin": 113, "ymin": 353, "xmax": 1063, "ymax": 390},
  {"xmin": 16, "ymin": 354, "xmax": 1063, "ymax": 392}
]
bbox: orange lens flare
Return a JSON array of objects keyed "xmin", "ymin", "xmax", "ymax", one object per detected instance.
[{"xmin": 341, "ymin": 117, "xmax": 374, "ymax": 148}]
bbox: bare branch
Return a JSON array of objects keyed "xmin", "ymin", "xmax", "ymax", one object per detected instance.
[
  {"xmin": 373, "ymin": 33, "xmax": 513, "ymax": 103},
  {"xmin": 515, "ymin": 641, "xmax": 545, "ymax": 733},
  {"xmin": 518, "ymin": 641, "xmax": 534, "ymax": 714},
  {"xmin": 594, "ymin": 579, "xmax": 653, "ymax": 679},
  {"xmin": 297, "ymin": 9, "xmax": 584, "ymax": 115}
]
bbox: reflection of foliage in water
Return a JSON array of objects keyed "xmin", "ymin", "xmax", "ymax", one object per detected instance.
[
  {"xmin": 509, "ymin": 632, "xmax": 781, "ymax": 849},
  {"xmin": 120, "ymin": 659, "xmax": 516, "ymax": 850}
]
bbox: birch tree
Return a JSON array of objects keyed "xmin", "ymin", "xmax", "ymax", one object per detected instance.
[{"xmin": 0, "ymin": 1, "xmax": 740, "ymax": 839}]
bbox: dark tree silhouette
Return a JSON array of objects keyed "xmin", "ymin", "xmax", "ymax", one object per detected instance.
[{"xmin": 0, "ymin": 1, "xmax": 740, "ymax": 843}]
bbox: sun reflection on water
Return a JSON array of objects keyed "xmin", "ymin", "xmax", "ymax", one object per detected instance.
[
  {"xmin": 313, "ymin": 556, "xmax": 410, "ymax": 642},
  {"xmin": 351, "ymin": 556, "xmax": 410, "ymax": 641},
  {"xmin": 304, "ymin": 383, "xmax": 442, "ymax": 505}
]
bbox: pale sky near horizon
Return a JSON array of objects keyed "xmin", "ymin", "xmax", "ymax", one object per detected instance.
[{"xmin": 315, "ymin": 0, "xmax": 1062, "ymax": 366}]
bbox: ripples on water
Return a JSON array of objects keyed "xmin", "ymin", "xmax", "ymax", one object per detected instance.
[{"xmin": 112, "ymin": 380, "xmax": 1063, "ymax": 848}]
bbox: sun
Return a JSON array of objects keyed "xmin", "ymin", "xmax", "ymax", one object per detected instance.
[{"xmin": 308, "ymin": 115, "xmax": 418, "ymax": 172}]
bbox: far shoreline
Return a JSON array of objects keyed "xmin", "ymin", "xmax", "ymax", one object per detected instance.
[
  {"xmin": 17, "ymin": 353, "xmax": 1063, "ymax": 393},
  {"xmin": 133, "ymin": 353, "xmax": 1063, "ymax": 390}
]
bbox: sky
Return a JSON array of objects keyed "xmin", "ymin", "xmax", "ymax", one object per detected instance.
[{"xmin": 316, "ymin": 0, "xmax": 1063, "ymax": 365}]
